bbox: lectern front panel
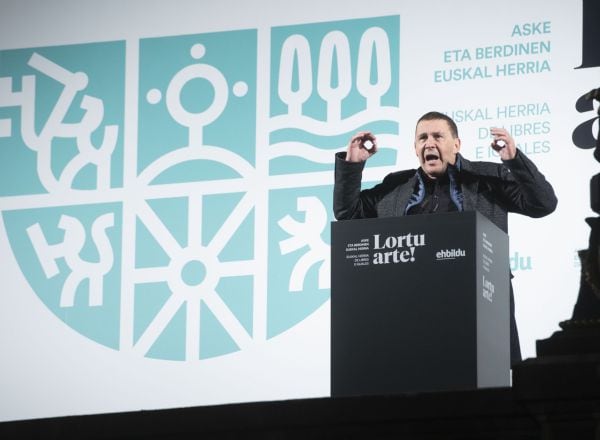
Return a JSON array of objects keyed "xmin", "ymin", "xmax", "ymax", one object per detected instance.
[{"xmin": 331, "ymin": 211, "xmax": 509, "ymax": 396}]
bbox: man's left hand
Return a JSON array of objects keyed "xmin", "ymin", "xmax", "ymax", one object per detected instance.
[{"xmin": 490, "ymin": 127, "xmax": 517, "ymax": 160}]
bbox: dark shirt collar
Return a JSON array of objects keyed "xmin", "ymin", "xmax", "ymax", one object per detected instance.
[{"xmin": 417, "ymin": 167, "xmax": 451, "ymax": 190}]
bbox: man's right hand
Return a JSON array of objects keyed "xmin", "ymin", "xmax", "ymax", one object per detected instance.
[{"xmin": 345, "ymin": 131, "xmax": 378, "ymax": 162}]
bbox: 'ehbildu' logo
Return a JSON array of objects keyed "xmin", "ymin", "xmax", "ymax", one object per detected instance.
[
  {"xmin": 0, "ymin": 15, "xmax": 400, "ymax": 361},
  {"xmin": 435, "ymin": 249, "xmax": 467, "ymax": 260}
]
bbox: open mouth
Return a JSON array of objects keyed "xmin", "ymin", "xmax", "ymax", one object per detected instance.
[{"xmin": 424, "ymin": 151, "xmax": 440, "ymax": 163}]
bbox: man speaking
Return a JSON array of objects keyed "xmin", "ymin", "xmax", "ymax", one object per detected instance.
[{"xmin": 333, "ymin": 111, "xmax": 557, "ymax": 366}]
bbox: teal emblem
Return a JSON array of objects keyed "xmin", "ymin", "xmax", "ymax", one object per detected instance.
[{"xmin": 0, "ymin": 16, "xmax": 399, "ymax": 361}]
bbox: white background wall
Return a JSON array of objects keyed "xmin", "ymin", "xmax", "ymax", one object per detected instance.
[{"xmin": 1, "ymin": 0, "xmax": 598, "ymax": 422}]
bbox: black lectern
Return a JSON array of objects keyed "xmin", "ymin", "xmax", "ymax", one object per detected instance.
[{"xmin": 331, "ymin": 211, "xmax": 510, "ymax": 397}]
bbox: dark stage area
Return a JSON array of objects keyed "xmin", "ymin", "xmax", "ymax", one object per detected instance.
[{"xmin": 3, "ymin": 352, "xmax": 600, "ymax": 440}]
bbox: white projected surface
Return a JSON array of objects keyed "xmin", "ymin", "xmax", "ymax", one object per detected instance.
[{"xmin": 0, "ymin": 0, "xmax": 597, "ymax": 422}]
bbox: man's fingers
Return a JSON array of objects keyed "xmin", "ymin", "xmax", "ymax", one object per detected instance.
[
  {"xmin": 350, "ymin": 132, "xmax": 377, "ymax": 149},
  {"xmin": 491, "ymin": 140, "xmax": 506, "ymax": 150},
  {"xmin": 490, "ymin": 127, "xmax": 514, "ymax": 148},
  {"xmin": 351, "ymin": 131, "xmax": 374, "ymax": 142},
  {"xmin": 489, "ymin": 127, "xmax": 517, "ymax": 159}
]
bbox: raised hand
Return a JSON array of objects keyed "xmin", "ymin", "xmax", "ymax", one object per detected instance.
[
  {"xmin": 490, "ymin": 127, "xmax": 517, "ymax": 160},
  {"xmin": 345, "ymin": 131, "xmax": 378, "ymax": 163}
]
